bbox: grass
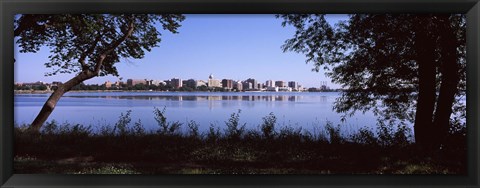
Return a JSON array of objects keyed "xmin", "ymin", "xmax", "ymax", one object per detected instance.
[{"xmin": 14, "ymin": 108, "xmax": 467, "ymax": 174}]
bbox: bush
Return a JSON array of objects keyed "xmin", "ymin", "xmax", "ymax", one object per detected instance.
[
  {"xmin": 350, "ymin": 128, "xmax": 377, "ymax": 145},
  {"xmin": 325, "ymin": 121, "xmax": 342, "ymax": 144},
  {"xmin": 132, "ymin": 119, "xmax": 145, "ymax": 136},
  {"xmin": 187, "ymin": 120, "xmax": 200, "ymax": 138},
  {"xmin": 115, "ymin": 110, "xmax": 132, "ymax": 135},
  {"xmin": 42, "ymin": 120, "xmax": 59, "ymax": 134},
  {"xmin": 224, "ymin": 109, "xmax": 246, "ymax": 140},
  {"xmin": 261, "ymin": 112, "xmax": 277, "ymax": 139},
  {"xmin": 154, "ymin": 107, "xmax": 182, "ymax": 135},
  {"xmin": 376, "ymin": 121, "xmax": 412, "ymax": 147},
  {"xmin": 207, "ymin": 123, "xmax": 221, "ymax": 143}
]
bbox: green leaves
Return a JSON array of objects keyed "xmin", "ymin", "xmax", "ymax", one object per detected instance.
[
  {"xmin": 279, "ymin": 14, "xmax": 466, "ymax": 128},
  {"xmin": 15, "ymin": 14, "xmax": 185, "ymax": 77}
]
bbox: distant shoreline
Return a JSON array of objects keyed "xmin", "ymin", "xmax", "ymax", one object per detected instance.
[
  {"xmin": 14, "ymin": 90, "xmax": 340, "ymax": 94},
  {"xmin": 14, "ymin": 90, "xmax": 126, "ymax": 94}
]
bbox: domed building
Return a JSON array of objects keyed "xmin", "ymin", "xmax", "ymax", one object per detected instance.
[{"xmin": 208, "ymin": 73, "xmax": 221, "ymax": 88}]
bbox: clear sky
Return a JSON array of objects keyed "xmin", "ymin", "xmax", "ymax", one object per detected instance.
[{"xmin": 14, "ymin": 14, "xmax": 347, "ymax": 89}]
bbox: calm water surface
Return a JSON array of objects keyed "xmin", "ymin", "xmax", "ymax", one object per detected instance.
[{"xmin": 15, "ymin": 91, "xmax": 381, "ymax": 134}]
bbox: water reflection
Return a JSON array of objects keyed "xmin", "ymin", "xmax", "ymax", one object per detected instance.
[
  {"xmin": 16, "ymin": 92, "xmax": 375, "ymax": 133},
  {"xmin": 64, "ymin": 94, "xmax": 305, "ymax": 102}
]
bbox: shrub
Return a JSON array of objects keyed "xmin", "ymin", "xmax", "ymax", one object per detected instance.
[
  {"xmin": 350, "ymin": 128, "xmax": 377, "ymax": 145},
  {"xmin": 187, "ymin": 120, "xmax": 200, "ymax": 138},
  {"xmin": 70, "ymin": 123, "xmax": 93, "ymax": 137},
  {"xmin": 132, "ymin": 119, "xmax": 145, "ymax": 136},
  {"xmin": 376, "ymin": 121, "xmax": 411, "ymax": 147},
  {"xmin": 42, "ymin": 120, "xmax": 59, "ymax": 134},
  {"xmin": 115, "ymin": 110, "xmax": 132, "ymax": 135},
  {"xmin": 325, "ymin": 121, "xmax": 342, "ymax": 144},
  {"xmin": 153, "ymin": 107, "xmax": 182, "ymax": 135},
  {"xmin": 224, "ymin": 109, "xmax": 246, "ymax": 140},
  {"xmin": 278, "ymin": 125, "xmax": 302, "ymax": 142},
  {"xmin": 261, "ymin": 112, "xmax": 277, "ymax": 139},
  {"xmin": 207, "ymin": 123, "xmax": 221, "ymax": 143}
]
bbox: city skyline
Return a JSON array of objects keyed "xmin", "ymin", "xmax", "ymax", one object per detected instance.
[
  {"xmin": 14, "ymin": 14, "xmax": 347, "ymax": 89},
  {"xmin": 15, "ymin": 74, "xmax": 333, "ymax": 92}
]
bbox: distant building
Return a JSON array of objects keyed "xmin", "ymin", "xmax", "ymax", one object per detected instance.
[
  {"xmin": 151, "ymin": 80, "xmax": 163, "ymax": 86},
  {"xmin": 145, "ymin": 79, "xmax": 154, "ymax": 86},
  {"xmin": 207, "ymin": 74, "xmax": 221, "ymax": 88},
  {"xmin": 275, "ymin": 81, "xmax": 285, "ymax": 87},
  {"xmin": 222, "ymin": 79, "xmax": 233, "ymax": 89},
  {"xmin": 23, "ymin": 81, "xmax": 47, "ymax": 87},
  {"xmin": 265, "ymin": 80, "xmax": 274, "ymax": 87},
  {"xmin": 257, "ymin": 83, "xmax": 264, "ymax": 90},
  {"xmin": 320, "ymin": 81, "xmax": 330, "ymax": 91},
  {"xmin": 288, "ymin": 81, "xmax": 298, "ymax": 90},
  {"xmin": 278, "ymin": 87, "xmax": 292, "ymax": 92},
  {"xmin": 265, "ymin": 86, "xmax": 279, "ymax": 92},
  {"xmin": 104, "ymin": 81, "xmax": 112, "ymax": 88},
  {"xmin": 242, "ymin": 81, "xmax": 253, "ymax": 90},
  {"xmin": 127, "ymin": 79, "xmax": 147, "ymax": 87},
  {"xmin": 164, "ymin": 80, "xmax": 172, "ymax": 87},
  {"xmin": 246, "ymin": 78, "xmax": 258, "ymax": 90},
  {"xmin": 170, "ymin": 78, "xmax": 183, "ymax": 89},
  {"xmin": 234, "ymin": 81, "xmax": 243, "ymax": 91},
  {"xmin": 196, "ymin": 80, "xmax": 207, "ymax": 87}
]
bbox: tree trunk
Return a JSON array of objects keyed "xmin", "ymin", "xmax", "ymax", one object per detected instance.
[
  {"xmin": 433, "ymin": 17, "xmax": 460, "ymax": 148},
  {"xmin": 29, "ymin": 71, "xmax": 96, "ymax": 132},
  {"xmin": 413, "ymin": 22, "xmax": 437, "ymax": 149}
]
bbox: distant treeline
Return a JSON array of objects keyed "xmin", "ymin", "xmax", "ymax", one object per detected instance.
[{"xmin": 15, "ymin": 83, "xmax": 341, "ymax": 92}]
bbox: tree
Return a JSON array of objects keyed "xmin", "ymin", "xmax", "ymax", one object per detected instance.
[
  {"xmin": 277, "ymin": 14, "xmax": 466, "ymax": 149},
  {"xmin": 15, "ymin": 14, "xmax": 185, "ymax": 132}
]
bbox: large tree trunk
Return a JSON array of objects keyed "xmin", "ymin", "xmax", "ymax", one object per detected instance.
[
  {"xmin": 413, "ymin": 22, "xmax": 438, "ymax": 148},
  {"xmin": 28, "ymin": 19, "xmax": 135, "ymax": 132},
  {"xmin": 28, "ymin": 71, "xmax": 96, "ymax": 132},
  {"xmin": 433, "ymin": 17, "xmax": 460, "ymax": 148}
]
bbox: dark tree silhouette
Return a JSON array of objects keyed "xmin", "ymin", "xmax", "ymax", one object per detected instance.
[
  {"xmin": 277, "ymin": 14, "xmax": 466, "ymax": 149},
  {"xmin": 15, "ymin": 14, "xmax": 185, "ymax": 132}
]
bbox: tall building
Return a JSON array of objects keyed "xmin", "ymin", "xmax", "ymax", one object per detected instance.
[
  {"xmin": 246, "ymin": 78, "xmax": 258, "ymax": 90},
  {"xmin": 288, "ymin": 81, "xmax": 298, "ymax": 90},
  {"xmin": 127, "ymin": 79, "xmax": 147, "ymax": 87},
  {"xmin": 275, "ymin": 80, "xmax": 286, "ymax": 87},
  {"xmin": 257, "ymin": 83, "xmax": 264, "ymax": 90},
  {"xmin": 222, "ymin": 79, "xmax": 233, "ymax": 89},
  {"xmin": 266, "ymin": 80, "xmax": 274, "ymax": 87},
  {"xmin": 242, "ymin": 81, "xmax": 253, "ymax": 90},
  {"xmin": 170, "ymin": 78, "xmax": 183, "ymax": 89},
  {"xmin": 207, "ymin": 74, "xmax": 221, "ymax": 88},
  {"xmin": 234, "ymin": 81, "xmax": 243, "ymax": 91}
]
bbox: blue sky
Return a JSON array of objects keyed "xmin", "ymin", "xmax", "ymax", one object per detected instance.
[{"xmin": 14, "ymin": 14, "xmax": 347, "ymax": 88}]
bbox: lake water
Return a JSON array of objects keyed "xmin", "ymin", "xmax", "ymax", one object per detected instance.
[{"xmin": 15, "ymin": 91, "xmax": 384, "ymax": 134}]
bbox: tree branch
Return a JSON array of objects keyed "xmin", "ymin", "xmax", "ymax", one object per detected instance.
[
  {"xmin": 93, "ymin": 19, "xmax": 135, "ymax": 75},
  {"xmin": 79, "ymin": 34, "xmax": 102, "ymax": 70}
]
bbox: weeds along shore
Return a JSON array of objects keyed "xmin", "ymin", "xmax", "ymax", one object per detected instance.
[{"xmin": 14, "ymin": 108, "xmax": 467, "ymax": 174}]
